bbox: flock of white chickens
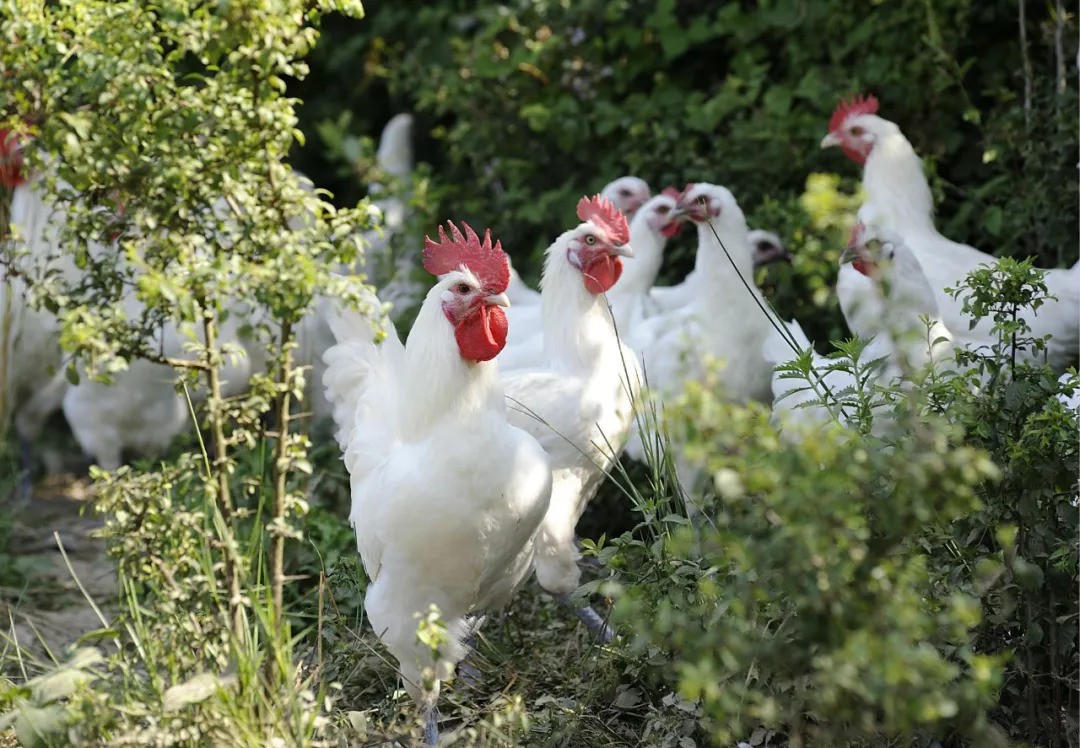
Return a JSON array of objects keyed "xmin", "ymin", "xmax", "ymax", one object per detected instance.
[{"xmin": 2, "ymin": 94, "xmax": 1079, "ymax": 744}]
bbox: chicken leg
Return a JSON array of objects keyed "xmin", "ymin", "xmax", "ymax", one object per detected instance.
[
  {"xmin": 423, "ymin": 707, "xmax": 440, "ymax": 746},
  {"xmin": 556, "ymin": 593, "xmax": 614, "ymax": 643}
]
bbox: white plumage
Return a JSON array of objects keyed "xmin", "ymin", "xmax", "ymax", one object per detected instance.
[
  {"xmin": 322, "ymin": 226, "xmax": 551, "ymax": 743},
  {"xmin": 498, "ymin": 198, "xmax": 640, "ymax": 619},
  {"xmin": 630, "ymin": 183, "xmax": 775, "ymax": 409},
  {"xmin": 822, "ymin": 96, "xmax": 1079, "ymax": 372},
  {"xmin": 504, "ymin": 175, "xmax": 652, "ymax": 308}
]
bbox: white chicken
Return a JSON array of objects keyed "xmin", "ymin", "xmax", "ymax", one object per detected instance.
[
  {"xmin": 605, "ymin": 189, "xmax": 688, "ymax": 334},
  {"xmin": 766, "ymin": 222, "xmax": 956, "ymax": 435},
  {"xmin": 821, "ymin": 94, "xmax": 1079, "ymax": 372},
  {"xmin": 322, "ymin": 222, "xmax": 552, "ymax": 745},
  {"xmin": 505, "ymin": 175, "xmax": 651, "ymax": 308},
  {"xmin": 499, "ymin": 195, "xmax": 639, "ymax": 639},
  {"xmin": 498, "ymin": 189, "xmax": 684, "ymax": 370},
  {"xmin": 649, "ymin": 223, "xmax": 792, "ymax": 315},
  {"xmin": 362, "ymin": 113, "xmax": 424, "ymax": 317},
  {"xmin": 1, "ymin": 130, "xmax": 95, "ymax": 490},
  {"xmin": 630, "ymin": 183, "xmax": 775, "ymax": 408}
]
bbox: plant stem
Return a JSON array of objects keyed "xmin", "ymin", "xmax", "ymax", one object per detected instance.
[
  {"xmin": 1017, "ymin": 0, "xmax": 1033, "ymax": 129},
  {"xmin": 0, "ymin": 190, "xmax": 12, "ymax": 443},
  {"xmin": 203, "ymin": 311, "xmax": 245, "ymax": 642},
  {"xmin": 270, "ymin": 319, "xmax": 294, "ymax": 631}
]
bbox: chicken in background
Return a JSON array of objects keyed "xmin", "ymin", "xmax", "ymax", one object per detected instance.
[
  {"xmin": 499, "ymin": 195, "xmax": 639, "ymax": 641},
  {"xmin": 747, "ymin": 229, "xmax": 794, "ymax": 268},
  {"xmin": 360, "ymin": 112, "xmax": 425, "ymax": 317},
  {"xmin": 821, "ymin": 94, "xmax": 1080, "ymax": 372},
  {"xmin": 1, "ymin": 128, "xmax": 101, "ymax": 492},
  {"xmin": 765, "ymin": 222, "xmax": 957, "ymax": 436},
  {"xmin": 499, "ymin": 189, "xmax": 686, "ymax": 370},
  {"xmin": 506, "ymin": 175, "xmax": 651, "ymax": 307},
  {"xmin": 604, "ymin": 189, "xmax": 688, "ymax": 334},
  {"xmin": 648, "ymin": 222, "xmax": 792, "ymax": 315},
  {"xmin": 321, "ymin": 222, "xmax": 552, "ymax": 746},
  {"xmin": 630, "ymin": 183, "xmax": 776, "ymax": 408}
]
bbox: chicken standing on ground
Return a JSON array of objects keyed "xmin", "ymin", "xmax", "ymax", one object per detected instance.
[
  {"xmin": 500, "ymin": 195, "xmax": 639, "ymax": 641},
  {"xmin": 506, "ymin": 175, "xmax": 651, "ymax": 307},
  {"xmin": 821, "ymin": 94, "xmax": 1079, "ymax": 371},
  {"xmin": 322, "ymin": 223, "xmax": 552, "ymax": 746}
]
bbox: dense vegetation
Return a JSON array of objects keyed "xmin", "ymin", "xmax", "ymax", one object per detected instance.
[{"xmin": 0, "ymin": 1, "xmax": 1077, "ymax": 747}]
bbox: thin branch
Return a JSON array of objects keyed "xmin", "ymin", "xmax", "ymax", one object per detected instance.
[{"xmin": 1018, "ymin": 0, "xmax": 1033, "ymax": 128}]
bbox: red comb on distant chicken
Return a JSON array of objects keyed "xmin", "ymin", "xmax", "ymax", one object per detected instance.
[
  {"xmin": 0, "ymin": 129, "xmax": 26, "ymax": 189},
  {"xmin": 661, "ymin": 186, "xmax": 682, "ymax": 200},
  {"xmin": 576, "ymin": 194, "xmax": 630, "ymax": 246},
  {"xmin": 422, "ymin": 220, "xmax": 510, "ymax": 293},
  {"xmin": 828, "ymin": 94, "xmax": 879, "ymax": 133}
]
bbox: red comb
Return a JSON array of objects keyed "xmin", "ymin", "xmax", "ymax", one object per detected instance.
[
  {"xmin": 661, "ymin": 186, "xmax": 682, "ymax": 200},
  {"xmin": 576, "ymin": 194, "xmax": 630, "ymax": 246},
  {"xmin": 828, "ymin": 94, "xmax": 879, "ymax": 133},
  {"xmin": 422, "ymin": 220, "xmax": 510, "ymax": 293},
  {"xmin": 0, "ymin": 129, "xmax": 26, "ymax": 188}
]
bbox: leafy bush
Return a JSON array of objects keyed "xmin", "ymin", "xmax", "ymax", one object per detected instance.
[
  {"xmin": 296, "ymin": 0, "xmax": 1077, "ymax": 276},
  {"xmin": 611, "ymin": 260, "xmax": 1078, "ymax": 747}
]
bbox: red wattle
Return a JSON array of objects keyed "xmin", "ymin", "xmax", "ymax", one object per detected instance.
[
  {"xmin": 841, "ymin": 144, "xmax": 868, "ymax": 166},
  {"xmin": 852, "ymin": 259, "xmax": 871, "ymax": 277},
  {"xmin": 455, "ymin": 304, "xmax": 508, "ymax": 362},
  {"xmin": 660, "ymin": 221, "xmax": 683, "ymax": 238},
  {"xmin": 583, "ymin": 255, "xmax": 623, "ymax": 294}
]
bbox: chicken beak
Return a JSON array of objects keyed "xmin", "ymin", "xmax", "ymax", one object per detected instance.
[
  {"xmin": 669, "ymin": 206, "xmax": 688, "ymax": 219},
  {"xmin": 485, "ymin": 292, "xmax": 511, "ymax": 308},
  {"xmin": 611, "ymin": 243, "xmax": 634, "ymax": 258},
  {"xmin": 838, "ymin": 245, "xmax": 859, "ymax": 266},
  {"xmin": 820, "ymin": 132, "xmax": 842, "ymax": 149}
]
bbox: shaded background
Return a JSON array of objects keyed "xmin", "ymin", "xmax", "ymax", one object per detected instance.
[{"xmin": 288, "ymin": 0, "xmax": 1078, "ymax": 347}]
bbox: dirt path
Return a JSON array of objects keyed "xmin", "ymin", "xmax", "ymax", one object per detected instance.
[{"xmin": 2, "ymin": 474, "xmax": 116, "ymax": 662}]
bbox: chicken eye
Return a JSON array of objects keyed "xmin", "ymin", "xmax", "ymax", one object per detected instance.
[
  {"xmin": 585, "ymin": 235, "xmax": 596, "ymax": 245},
  {"xmin": 850, "ymin": 125, "xmax": 865, "ymax": 137},
  {"xmin": 456, "ymin": 282, "xmax": 471, "ymax": 294},
  {"xmin": 618, "ymin": 188, "xmax": 631, "ymax": 196},
  {"xmin": 656, "ymin": 205, "xmax": 670, "ymax": 215}
]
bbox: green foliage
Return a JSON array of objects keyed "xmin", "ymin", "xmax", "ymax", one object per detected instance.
[
  {"xmin": 611, "ymin": 259, "xmax": 1078, "ymax": 746},
  {"xmin": 1, "ymin": 0, "xmax": 371, "ymax": 743},
  {"xmin": 298, "ymin": 0, "xmax": 1077, "ymax": 282},
  {"xmin": 616, "ymin": 391, "xmax": 1006, "ymax": 746}
]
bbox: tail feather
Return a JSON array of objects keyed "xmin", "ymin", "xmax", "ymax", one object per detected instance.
[{"xmin": 321, "ymin": 282, "xmax": 394, "ymax": 450}]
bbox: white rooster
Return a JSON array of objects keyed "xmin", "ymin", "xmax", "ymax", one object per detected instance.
[
  {"xmin": 821, "ymin": 94, "xmax": 1079, "ymax": 372},
  {"xmin": 499, "ymin": 195, "xmax": 639, "ymax": 640},
  {"xmin": 505, "ymin": 175, "xmax": 651, "ymax": 307},
  {"xmin": 498, "ymin": 189, "xmax": 685, "ymax": 370},
  {"xmin": 322, "ymin": 222, "xmax": 552, "ymax": 745}
]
